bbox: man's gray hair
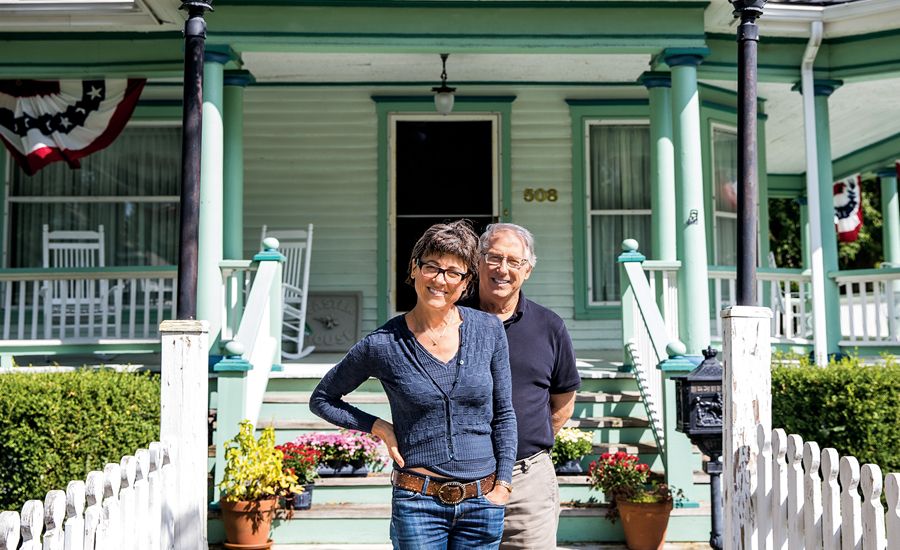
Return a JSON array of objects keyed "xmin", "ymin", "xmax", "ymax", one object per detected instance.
[{"xmin": 479, "ymin": 223, "xmax": 537, "ymax": 267}]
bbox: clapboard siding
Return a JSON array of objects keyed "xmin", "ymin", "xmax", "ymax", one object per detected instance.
[{"xmin": 241, "ymin": 86, "xmax": 623, "ymax": 348}]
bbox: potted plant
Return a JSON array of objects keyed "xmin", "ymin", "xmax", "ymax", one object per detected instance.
[
  {"xmin": 293, "ymin": 430, "xmax": 388, "ymax": 477},
  {"xmin": 275, "ymin": 441, "xmax": 321, "ymax": 510},
  {"xmin": 218, "ymin": 419, "xmax": 300, "ymax": 548},
  {"xmin": 551, "ymin": 427, "xmax": 594, "ymax": 473},
  {"xmin": 587, "ymin": 451, "xmax": 676, "ymax": 550}
]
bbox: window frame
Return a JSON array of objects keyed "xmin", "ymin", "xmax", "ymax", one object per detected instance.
[
  {"xmin": 710, "ymin": 121, "xmax": 739, "ymax": 266},
  {"xmin": 584, "ymin": 119, "xmax": 652, "ymax": 307},
  {"xmin": 2, "ymin": 121, "xmax": 182, "ymax": 268},
  {"xmin": 568, "ymin": 99, "xmax": 650, "ymax": 320}
]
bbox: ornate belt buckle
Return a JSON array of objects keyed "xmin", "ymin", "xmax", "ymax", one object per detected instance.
[{"xmin": 437, "ymin": 481, "xmax": 466, "ymax": 505}]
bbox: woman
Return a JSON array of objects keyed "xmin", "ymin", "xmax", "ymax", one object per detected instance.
[{"xmin": 310, "ymin": 220, "xmax": 517, "ymax": 549}]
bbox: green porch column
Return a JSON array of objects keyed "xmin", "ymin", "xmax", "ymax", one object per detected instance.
[
  {"xmin": 812, "ymin": 81, "xmax": 843, "ymax": 355},
  {"xmin": 879, "ymin": 168, "xmax": 900, "ymax": 268},
  {"xmin": 223, "ymin": 70, "xmax": 254, "ymax": 261},
  {"xmin": 639, "ymin": 72, "xmax": 676, "ymax": 263},
  {"xmin": 197, "ymin": 49, "xmax": 233, "ymax": 347},
  {"xmin": 666, "ymin": 50, "xmax": 710, "ymax": 355},
  {"xmin": 797, "ymin": 196, "xmax": 811, "ymax": 269}
]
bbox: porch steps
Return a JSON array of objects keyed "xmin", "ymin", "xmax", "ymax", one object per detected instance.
[
  {"xmin": 207, "ymin": 501, "xmax": 713, "ymax": 545},
  {"xmin": 207, "ymin": 360, "xmax": 710, "ymax": 544}
]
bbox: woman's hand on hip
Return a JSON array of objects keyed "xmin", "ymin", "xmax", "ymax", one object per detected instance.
[
  {"xmin": 372, "ymin": 418, "xmax": 404, "ymax": 468},
  {"xmin": 484, "ymin": 484, "xmax": 511, "ymax": 506}
]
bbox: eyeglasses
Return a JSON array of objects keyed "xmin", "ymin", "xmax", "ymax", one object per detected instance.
[
  {"xmin": 483, "ymin": 253, "xmax": 529, "ymax": 270},
  {"xmin": 416, "ymin": 259, "xmax": 469, "ymax": 284}
]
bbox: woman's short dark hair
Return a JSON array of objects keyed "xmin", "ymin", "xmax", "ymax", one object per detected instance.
[{"xmin": 406, "ymin": 220, "xmax": 480, "ymax": 298}]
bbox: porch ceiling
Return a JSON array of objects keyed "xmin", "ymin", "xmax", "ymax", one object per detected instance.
[
  {"xmin": 241, "ymin": 52, "xmax": 653, "ymax": 84},
  {"xmin": 705, "ymin": 76, "xmax": 900, "ymax": 176},
  {"xmin": 0, "ymin": 0, "xmax": 183, "ymax": 30}
]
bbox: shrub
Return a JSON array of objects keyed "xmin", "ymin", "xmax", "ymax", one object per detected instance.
[
  {"xmin": 0, "ymin": 369, "xmax": 160, "ymax": 510},
  {"xmin": 772, "ymin": 354, "xmax": 900, "ymax": 473}
]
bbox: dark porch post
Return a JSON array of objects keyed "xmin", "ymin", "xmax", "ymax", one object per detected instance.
[
  {"xmin": 732, "ymin": 0, "xmax": 766, "ymax": 306},
  {"xmin": 177, "ymin": 0, "xmax": 213, "ymax": 320}
]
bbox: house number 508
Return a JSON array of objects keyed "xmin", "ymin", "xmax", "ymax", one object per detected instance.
[{"xmin": 523, "ymin": 188, "xmax": 558, "ymax": 202}]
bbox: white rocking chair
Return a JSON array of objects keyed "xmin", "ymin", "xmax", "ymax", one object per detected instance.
[
  {"xmin": 41, "ymin": 224, "xmax": 112, "ymax": 338},
  {"xmin": 261, "ymin": 224, "xmax": 315, "ymax": 359}
]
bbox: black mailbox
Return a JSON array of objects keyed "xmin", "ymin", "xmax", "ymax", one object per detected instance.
[{"xmin": 674, "ymin": 346, "xmax": 724, "ymax": 459}]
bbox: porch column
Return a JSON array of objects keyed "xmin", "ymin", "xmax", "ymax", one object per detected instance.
[
  {"xmin": 223, "ymin": 70, "xmax": 254, "ymax": 261},
  {"xmin": 811, "ymin": 81, "xmax": 843, "ymax": 356},
  {"xmin": 640, "ymin": 72, "xmax": 676, "ymax": 263},
  {"xmin": 879, "ymin": 167, "xmax": 900, "ymax": 268},
  {"xmin": 666, "ymin": 49, "xmax": 711, "ymax": 355},
  {"xmin": 797, "ymin": 196, "xmax": 811, "ymax": 269},
  {"xmin": 197, "ymin": 47, "xmax": 234, "ymax": 348}
]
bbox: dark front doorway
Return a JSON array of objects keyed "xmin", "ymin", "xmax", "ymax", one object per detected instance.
[{"xmin": 392, "ymin": 116, "xmax": 498, "ymax": 312}]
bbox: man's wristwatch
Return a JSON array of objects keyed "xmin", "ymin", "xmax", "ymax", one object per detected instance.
[{"xmin": 495, "ymin": 480, "xmax": 513, "ymax": 493}]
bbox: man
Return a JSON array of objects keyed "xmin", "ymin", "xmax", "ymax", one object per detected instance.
[{"xmin": 469, "ymin": 223, "xmax": 581, "ymax": 549}]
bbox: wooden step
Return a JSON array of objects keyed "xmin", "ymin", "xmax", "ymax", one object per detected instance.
[
  {"xmin": 264, "ymin": 390, "xmax": 642, "ymax": 405},
  {"xmin": 576, "ymin": 391, "xmax": 641, "ymax": 403},
  {"xmin": 210, "ymin": 501, "xmax": 710, "ymax": 520},
  {"xmin": 592, "ymin": 442, "xmax": 658, "ymax": 454},
  {"xmin": 255, "ymin": 417, "xmax": 650, "ymax": 431},
  {"xmin": 565, "ymin": 417, "xmax": 649, "ymax": 429},
  {"xmin": 264, "ymin": 391, "xmax": 387, "ymax": 404}
]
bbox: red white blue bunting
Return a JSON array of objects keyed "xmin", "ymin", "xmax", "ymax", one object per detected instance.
[
  {"xmin": 0, "ymin": 78, "xmax": 145, "ymax": 175},
  {"xmin": 833, "ymin": 173, "xmax": 863, "ymax": 243}
]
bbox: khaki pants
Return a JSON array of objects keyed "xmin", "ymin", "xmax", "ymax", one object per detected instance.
[{"xmin": 500, "ymin": 451, "xmax": 560, "ymax": 550}]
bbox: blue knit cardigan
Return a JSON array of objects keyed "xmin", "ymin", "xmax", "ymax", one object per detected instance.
[{"xmin": 309, "ymin": 306, "xmax": 517, "ymax": 483}]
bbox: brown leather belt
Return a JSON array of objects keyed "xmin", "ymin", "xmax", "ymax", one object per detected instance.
[{"xmin": 391, "ymin": 470, "xmax": 496, "ymax": 505}]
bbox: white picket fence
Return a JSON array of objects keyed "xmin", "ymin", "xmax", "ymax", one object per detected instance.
[
  {"xmin": 751, "ymin": 425, "xmax": 900, "ymax": 549},
  {"xmin": 0, "ymin": 442, "xmax": 175, "ymax": 550}
]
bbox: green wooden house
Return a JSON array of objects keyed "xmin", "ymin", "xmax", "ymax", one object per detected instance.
[{"xmin": 1, "ymin": 0, "xmax": 899, "ymax": 545}]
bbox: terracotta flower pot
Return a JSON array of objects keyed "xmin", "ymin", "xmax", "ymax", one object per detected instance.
[
  {"xmin": 220, "ymin": 497, "xmax": 278, "ymax": 547},
  {"xmin": 617, "ymin": 499, "xmax": 673, "ymax": 550}
]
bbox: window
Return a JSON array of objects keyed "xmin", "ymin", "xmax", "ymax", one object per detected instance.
[
  {"xmin": 585, "ymin": 120, "xmax": 651, "ymax": 304},
  {"xmin": 5, "ymin": 125, "xmax": 180, "ymax": 267},
  {"xmin": 711, "ymin": 124, "xmax": 738, "ymax": 266}
]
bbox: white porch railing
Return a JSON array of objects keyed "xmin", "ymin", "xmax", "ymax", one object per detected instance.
[
  {"xmin": 749, "ymin": 425, "xmax": 899, "ymax": 549},
  {"xmin": 709, "ymin": 266, "xmax": 814, "ymax": 345},
  {"xmin": 0, "ymin": 442, "xmax": 175, "ymax": 550},
  {"xmin": 832, "ymin": 267, "xmax": 900, "ymax": 346},
  {"xmin": 710, "ymin": 266, "xmax": 900, "ymax": 346},
  {"xmin": 620, "ymin": 252, "xmax": 677, "ymax": 451},
  {"xmin": 642, "ymin": 260, "xmax": 680, "ymax": 342},
  {"xmin": 0, "ymin": 267, "xmax": 177, "ymax": 342}
]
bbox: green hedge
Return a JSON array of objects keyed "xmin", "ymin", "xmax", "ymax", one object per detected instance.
[
  {"xmin": 0, "ymin": 370, "xmax": 160, "ymax": 510},
  {"xmin": 772, "ymin": 355, "xmax": 900, "ymax": 473}
]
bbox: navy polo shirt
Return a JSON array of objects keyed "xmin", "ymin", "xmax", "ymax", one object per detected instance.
[{"xmin": 468, "ymin": 292, "xmax": 581, "ymax": 460}]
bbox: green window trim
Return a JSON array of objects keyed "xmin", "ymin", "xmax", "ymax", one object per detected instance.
[
  {"xmin": 372, "ymin": 95, "xmax": 514, "ymax": 324},
  {"xmin": 700, "ymin": 97, "xmax": 770, "ymax": 267},
  {"xmin": 567, "ymin": 99, "xmax": 649, "ymax": 320}
]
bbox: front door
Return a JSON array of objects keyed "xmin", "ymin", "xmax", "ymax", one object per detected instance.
[{"xmin": 390, "ymin": 114, "xmax": 500, "ymax": 313}]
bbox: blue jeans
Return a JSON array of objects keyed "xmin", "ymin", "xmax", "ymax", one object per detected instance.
[{"xmin": 389, "ymin": 486, "xmax": 506, "ymax": 550}]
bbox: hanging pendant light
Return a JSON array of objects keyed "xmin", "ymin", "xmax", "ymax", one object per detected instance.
[{"xmin": 431, "ymin": 53, "xmax": 456, "ymax": 115}]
